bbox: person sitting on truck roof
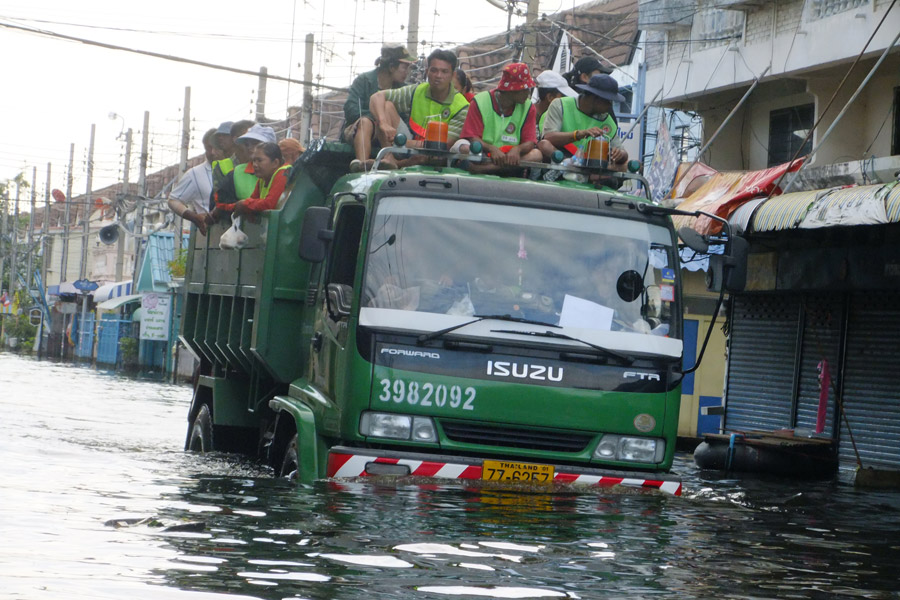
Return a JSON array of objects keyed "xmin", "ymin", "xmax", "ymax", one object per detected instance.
[
  {"xmin": 453, "ymin": 68, "xmax": 475, "ymax": 102},
  {"xmin": 278, "ymin": 138, "xmax": 304, "ymax": 165},
  {"xmin": 537, "ymin": 74, "xmax": 628, "ymax": 169},
  {"xmin": 456, "ymin": 62, "xmax": 542, "ymax": 174},
  {"xmin": 231, "ymin": 142, "xmax": 290, "ymax": 214},
  {"xmin": 368, "ymin": 48, "xmax": 469, "ymax": 168},
  {"xmin": 210, "ymin": 124, "xmax": 276, "ymax": 217},
  {"xmin": 167, "ymin": 127, "xmax": 216, "ymax": 235},
  {"xmin": 563, "ymin": 56, "xmax": 611, "ymax": 89},
  {"xmin": 533, "ymin": 70, "xmax": 577, "ymax": 137},
  {"xmin": 345, "ymin": 43, "xmax": 416, "ymax": 173}
]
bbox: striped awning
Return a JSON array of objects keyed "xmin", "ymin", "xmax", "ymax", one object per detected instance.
[
  {"xmin": 92, "ymin": 280, "xmax": 133, "ymax": 303},
  {"xmin": 96, "ymin": 294, "xmax": 142, "ymax": 312},
  {"xmin": 748, "ymin": 182, "xmax": 900, "ymax": 233}
]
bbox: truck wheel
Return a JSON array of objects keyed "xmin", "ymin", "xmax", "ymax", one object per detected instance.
[
  {"xmin": 279, "ymin": 434, "xmax": 300, "ymax": 481},
  {"xmin": 188, "ymin": 405, "xmax": 213, "ymax": 452}
]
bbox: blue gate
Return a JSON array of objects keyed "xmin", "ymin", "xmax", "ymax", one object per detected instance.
[
  {"xmin": 97, "ymin": 316, "xmax": 133, "ymax": 365},
  {"xmin": 74, "ymin": 314, "xmax": 95, "ymax": 359}
]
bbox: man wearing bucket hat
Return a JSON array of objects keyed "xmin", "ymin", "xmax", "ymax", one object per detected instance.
[
  {"xmin": 457, "ymin": 62, "xmax": 542, "ymax": 173},
  {"xmin": 538, "ymin": 73, "xmax": 628, "ymax": 168},
  {"xmin": 344, "ymin": 43, "xmax": 415, "ymax": 172},
  {"xmin": 533, "ymin": 70, "xmax": 577, "ymax": 136}
]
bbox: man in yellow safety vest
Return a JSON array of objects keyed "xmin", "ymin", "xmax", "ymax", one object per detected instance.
[{"xmin": 368, "ymin": 49, "xmax": 469, "ymax": 169}]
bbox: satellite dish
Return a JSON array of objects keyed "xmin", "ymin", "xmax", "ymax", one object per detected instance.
[{"xmin": 52, "ymin": 189, "xmax": 66, "ymax": 203}]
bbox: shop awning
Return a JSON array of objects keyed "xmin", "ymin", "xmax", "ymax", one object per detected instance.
[
  {"xmin": 748, "ymin": 182, "xmax": 900, "ymax": 233},
  {"xmin": 48, "ymin": 282, "xmax": 79, "ymax": 296},
  {"xmin": 96, "ymin": 294, "xmax": 142, "ymax": 312},
  {"xmin": 93, "ymin": 280, "xmax": 134, "ymax": 303}
]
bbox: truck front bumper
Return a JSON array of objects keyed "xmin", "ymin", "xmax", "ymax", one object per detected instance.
[{"xmin": 326, "ymin": 446, "xmax": 682, "ymax": 496}]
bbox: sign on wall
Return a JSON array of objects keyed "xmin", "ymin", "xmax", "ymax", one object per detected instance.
[{"xmin": 139, "ymin": 294, "xmax": 171, "ymax": 341}]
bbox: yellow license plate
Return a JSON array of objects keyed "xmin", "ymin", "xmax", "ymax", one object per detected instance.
[{"xmin": 481, "ymin": 460, "xmax": 554, "ymax": 484}]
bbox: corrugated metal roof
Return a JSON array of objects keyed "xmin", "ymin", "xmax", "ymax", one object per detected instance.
[
  {"xmin": 137, "ymin": 232, "xmax": 188, "ymax": 293},
  {"xmin": 750, "ymin": 190, "xmax": 818, "ymax": 232}
]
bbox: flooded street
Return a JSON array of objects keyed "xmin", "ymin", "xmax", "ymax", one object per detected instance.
[{"xmin": 2, "ymin": 355, "xmax": 900, "ymax": 599}]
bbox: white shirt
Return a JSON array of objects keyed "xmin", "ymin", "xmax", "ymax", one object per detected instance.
[{"xmin": 169, "ymin": 161, "xmax": 213, "ymax": 214}]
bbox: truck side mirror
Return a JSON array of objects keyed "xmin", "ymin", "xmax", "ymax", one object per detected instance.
[
  {"xmin": 299, "ymin": 206, "xmax": 334, "ymax": 262},
  {"xmin": 707, "ymin": 236, "xmax": 749, "ymax": 293}
]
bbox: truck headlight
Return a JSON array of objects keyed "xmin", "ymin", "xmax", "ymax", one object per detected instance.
[
  {"xmin": 360, "ymin": 412, "xmax": 437, "ymax": 442},
  {"xmin": 593, "ymin": 434, "xmax": 665, "ymax": 463}
]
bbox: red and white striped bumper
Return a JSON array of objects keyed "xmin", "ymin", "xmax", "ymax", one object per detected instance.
[{"xmin": 327, "ymin": 448, "xmax": 682, "ymax": 496}]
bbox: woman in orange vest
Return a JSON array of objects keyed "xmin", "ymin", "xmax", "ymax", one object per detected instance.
[{"xmin": 233, "ymin": 143, "xmax": 290, "ymax": 214}]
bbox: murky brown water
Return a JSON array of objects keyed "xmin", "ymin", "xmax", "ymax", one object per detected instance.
[{"xmin": 2, "ymin": 354, "xmax": 900, "ymax": 599}]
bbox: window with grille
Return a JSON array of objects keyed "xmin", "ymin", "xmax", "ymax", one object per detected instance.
[
  {"xmin": 694, "ymin": 8, "xmax": 743, "ymax": 50},
  {"xmin": 767, "ymin": 104, "xmax": 814, "ymax": 167},
  {"xmin": 809, "ymin": 0, "xmax": 868, "ymax": 20}
]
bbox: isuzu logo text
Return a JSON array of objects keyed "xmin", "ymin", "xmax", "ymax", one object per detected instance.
[
  {"xmin": 381, "ymin": 348, "xmax": 441, "ymax": 359},
  {"xmin": 624, "ymin": 371, "xmax": 661, "ymax": 381},
  {"xmin": 486, "ymin": 360, "xmax": 563, "ymax": 382}
]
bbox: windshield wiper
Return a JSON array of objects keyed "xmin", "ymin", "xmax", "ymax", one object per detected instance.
[
  {"xmin": 417, "ymin": 314, "xmax": 559, "ymax": 344},
  {"xmin": 489, "ymin": 329, "xmax": 633, "ymax": 365}
]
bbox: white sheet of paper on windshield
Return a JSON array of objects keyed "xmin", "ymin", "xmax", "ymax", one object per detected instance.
[{"xmin": 559, "ymin": 295, "xmax": 614, "ymax": 331}]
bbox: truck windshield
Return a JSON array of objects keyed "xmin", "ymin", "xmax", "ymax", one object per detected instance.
[{"xmin": 361, "ymin": 197, "xmax": 681, "ymax": 352}]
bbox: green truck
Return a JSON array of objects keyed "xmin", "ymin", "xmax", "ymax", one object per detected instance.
[{"xmin": 181, "ymin": 142, "xmax": 745, "ymax": 496}]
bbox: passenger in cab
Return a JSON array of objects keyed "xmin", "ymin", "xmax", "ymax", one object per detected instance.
[
  {"xmin": 210, "ymin": 124, "xmax": 276, "ymax": 217},
  {"xmin": 344, "ymin": 43, "xmax": 415, "ymax": 173},
  {"xmin": 368, "ymin": 49, "xmax": 469, "ymax": 167},
  {"xmin": 537, "ymin": 74, "xmax": 628, "ymax": 169},
  {"xmin": 457, "ymin": 62, "xmax": 542, "ymax": 174},
  {"xmin": 232, "ymin": 143, "xmax": 290, "ymax": 214},
  {"xmin": 533, "ymin": 71, "xmax": 576, "ymax": 137},
  {"xmin": 453, "ymin": 68, "xmax": 475, "ymax": 102}
]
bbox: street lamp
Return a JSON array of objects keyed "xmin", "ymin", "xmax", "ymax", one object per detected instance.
[{"xmin": 108, "ymin": 111, "xmax": 125, "ymax": 140}]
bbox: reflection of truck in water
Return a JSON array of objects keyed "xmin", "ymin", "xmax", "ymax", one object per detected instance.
[{"xmin": 182, "ymin": 142, "xmax": 745, "ymax": 496}]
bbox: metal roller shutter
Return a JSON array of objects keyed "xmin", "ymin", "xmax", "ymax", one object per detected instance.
[
  {"xmin": 841, "ymin": 292, "xmax": 900, "ymax": 469},
  {"xmin": 725, "ymin": 295, "xmax": 800, "ymax": 431},
  {"xmin": 795, "ymin": 293, "xmax": 842, "ymax": 436}
]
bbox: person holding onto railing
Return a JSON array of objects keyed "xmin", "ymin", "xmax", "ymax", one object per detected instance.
[
  {"xmin": 167, "ymin": 127, "xmax": 216, "ymax": 235},
  {"xmin": 456, "ymin": 62, "xmax": 543, "ymax": 175},
  {"xmin": 210, "ymin": 124, "xmax": 276, "ymax": 218},
  {"xmin": 344, "ymin": 43, "xmax": 415, "ymax": 173},
  {"xmin": 368, "ymin": 48, "xmax": 469, "ymax": 168},
  {"xmin": 230, "ymin": 142, "xmax": 290, "ymax": 215}
]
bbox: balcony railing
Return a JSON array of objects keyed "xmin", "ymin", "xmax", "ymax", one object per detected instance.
[{"xmin": 638, "ymin": 0, "xmax": 697, "ymax": 30}]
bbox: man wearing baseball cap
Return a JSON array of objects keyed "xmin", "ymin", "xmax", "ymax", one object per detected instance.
[
  {"xmin": 458, "ymin": 62, "xmax": 543, "ymax": 174},
  {"xmin": 210, "ymin": 124, "xmax": 277, "ymax": 217},
  {"xmin": 538, "ymin": 73, "xmax": 628, "ymax": 169},
  {"xmin": 344, "ymin": 43, "xmax": 415, "ymax": 172},
  {"xmin": 533, "ymin": 70, "xmax": 577, "ymax": 136}
]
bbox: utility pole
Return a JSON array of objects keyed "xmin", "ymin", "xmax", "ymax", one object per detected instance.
[
  {"xmin": 116, "ymin": 128, "xmax": 133, "ymax": 282},
  {"xmin": 300, "ymin": 34, "xmax": 314, "ymax": 146},
  {"xmin": 60, "ymin": 143, "xmax": 74, "ymax": 284},
  {"xmin": 81, "ymin": 124, "xmax": 95, "ymax": 280},
  {"xmin": 12, "ymin": 183, "xmax": 20, "ymax": 298},
  {"xmin": 407, "ymin": 0, "xmax": 419, "ymax": 59},
  {"xmin": 256, "ymin": 68, "xmax": 267, "ymax": 122},
  {"xmin": 0, "ymin": 190, "xmax": 7, "ymax": 292},
  {"xmin": 26, "ymin": 166, "xmax": 36, "ymax": 290},
  {"xmin": 176, "ymin": 87, "xmax": 191, "ymax": 240},
  {"xmin": 42, "ymin": 162, "xmax": 51, "ymax": 287},
  {"xmin": 131, "ymin": 111, "xmax": 149, "ymax": 287},
  {"xmin": 525, "ymin": 0, "xmax": 540, "ymax": 64}
]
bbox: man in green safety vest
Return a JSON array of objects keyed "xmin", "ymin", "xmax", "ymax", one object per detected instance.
[
  {"xmin": 533, "ymin": 70, "xmax": 577, "ymax": 137},
  {"xmin": 369, "ymin": 49, "xmax": 469, "ymax": 168},
  {"xmin": 538, "ymin": 74, "xmax": 628, "ymax": 170},
  {"xmin": 210, "ymin": 124, "xmax": 275, "ymax": 219},
  {"xmin": 458, "ymin": 62, "xmax": 543, "ymax": 174}
]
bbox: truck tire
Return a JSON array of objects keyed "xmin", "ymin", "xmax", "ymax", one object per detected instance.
[
  {"xmin": 279, "ymin": 434, "xmax": 300, "ymax": 481},
  {"xmin": 188, "ymin": 404, "xmax": 213, "ymax": 452}
]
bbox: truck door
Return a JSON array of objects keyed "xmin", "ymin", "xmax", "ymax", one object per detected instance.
[{"xmin": 311, "ymin": 203, "xmax": 366, "ymax": 397}]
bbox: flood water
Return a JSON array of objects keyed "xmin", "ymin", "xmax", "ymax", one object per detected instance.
[{"xmin": 2, "ymin": 354, "xmax": 900, "ymax": 599}]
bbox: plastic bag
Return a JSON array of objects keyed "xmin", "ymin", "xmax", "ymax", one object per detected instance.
[{"xmin": 219, "ymin": 215, "xmax": 248, "ymax": 250}]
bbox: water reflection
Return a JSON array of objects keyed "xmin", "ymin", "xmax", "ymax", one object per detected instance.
[{"xmin": 3, "ymin": 355, "xmax": 900, "ymax": 599}]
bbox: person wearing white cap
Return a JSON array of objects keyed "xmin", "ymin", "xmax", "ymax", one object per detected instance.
[{"xmin": 533, "ymin": 71, "xmax": 577, "ymax": 137}]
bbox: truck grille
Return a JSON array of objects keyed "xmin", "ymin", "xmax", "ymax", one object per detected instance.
[{"xmin": 440, "ymin": 421, "xmax": 592, "ymax": 453}]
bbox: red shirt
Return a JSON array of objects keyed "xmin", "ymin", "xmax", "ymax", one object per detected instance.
[
  {"xmin": 460, "ymin": 90, "xmax": 537, "ymax": 147},
  {"xmin": 243, "ymin": 168, "xmax": 289, "ymax": 212}
]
